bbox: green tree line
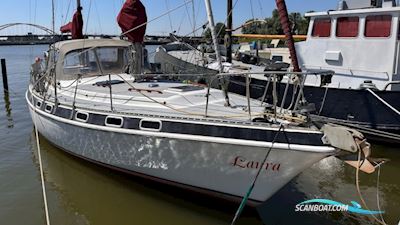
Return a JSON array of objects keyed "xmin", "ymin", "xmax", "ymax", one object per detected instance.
[
  {"xmin": 241, "ymin": 9, "xmax": 311, "ymax": 35},
  {"xmin": 202, "ymin": 9, "xmax": 311, "ymax": 39}
]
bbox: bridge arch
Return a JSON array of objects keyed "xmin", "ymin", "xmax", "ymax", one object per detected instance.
[{"xmin": 0, "ymin": 23, "xmax": 56, "ymax": 35}]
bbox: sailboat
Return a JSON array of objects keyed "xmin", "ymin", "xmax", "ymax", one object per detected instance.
[{"xmin": 27, "ymin": 0, "xmax": 377, "ymax": 204}]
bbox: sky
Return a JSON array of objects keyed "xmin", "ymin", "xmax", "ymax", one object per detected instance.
[{"xmin": 0, "ymin": 0, "xmax": 338, "ymax": 36}]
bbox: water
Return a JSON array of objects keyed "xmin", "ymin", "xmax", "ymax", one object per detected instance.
[{"xmin": 0, "ymin": 45, "xmax": 399, "ymax": 225}]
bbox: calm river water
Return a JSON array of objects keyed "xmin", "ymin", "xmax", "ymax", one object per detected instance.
[{"xmin": 0, "ymin": 45, "xmax": 399, "ymax": 225}]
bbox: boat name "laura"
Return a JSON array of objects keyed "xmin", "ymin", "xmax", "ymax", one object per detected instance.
[{"xmin": 232, "ymin": 156, "xmax": 281, "ymax": 172}]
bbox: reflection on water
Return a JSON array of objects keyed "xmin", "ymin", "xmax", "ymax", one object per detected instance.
[
  {"xmin": 30, "ymin": 132, "xmax": 261, "ymax": 225},
  {"xmin": 3, "ymin": 92, "xmax": 14, "ymax": 128},
  {"xmin": 29, "ymin": 131, "xmax": 400, "ymax": 225}
]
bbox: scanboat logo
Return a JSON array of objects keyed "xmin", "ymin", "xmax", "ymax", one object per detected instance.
[{"xmin": 295, "ymin": 199, "xmax": 385, "ymax": 215}]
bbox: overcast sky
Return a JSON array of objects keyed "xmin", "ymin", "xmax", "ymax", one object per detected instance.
[{"xmin": 0, "ymin": 0, "xmax": 338, "ymax": 35}]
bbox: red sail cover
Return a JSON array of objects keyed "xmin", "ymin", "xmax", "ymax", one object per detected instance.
[
  {"xmin": 117, "ymin": 0, "xmax": 147, "ymax": 42},
  {"xmin": 60, "ymin": 9, "xmax": 84, "ymax": 39}
]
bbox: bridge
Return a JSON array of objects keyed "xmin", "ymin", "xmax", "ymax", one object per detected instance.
[{"xmin": 0, "ymin": 23, "xmax": 206, "ymax": 46}]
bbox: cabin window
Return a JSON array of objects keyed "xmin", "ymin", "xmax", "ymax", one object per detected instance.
[
  {"xmin": 365, "ymin": 15, "xmax": 392, "ymax": 37},
  {"xmin": 63, "ymin": 47, "xmax": 128, "ymax": 78},
  {"xmin": 336, "ymin": 17, "xmax": 359, "ymax": 37},
  {"xmin": 312, "ymin": 18, "xmax": 331, "ymax": 37}
]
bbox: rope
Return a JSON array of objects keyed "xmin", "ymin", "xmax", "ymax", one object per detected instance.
[
  {"xmin": 318, "ymin": 85, "xmax": 329, "ymax": 115},
  {"xmin": 366, "ymin": 88, "xmax": 400, "ymax": 116},
  {"xmin": 31, "ymin": 102, "xmax": 51, "ymax": 225},
  {"xmin": 355, "ymin": 148, "xmax": 387, "ymax": 225},
  {"xmin": 230, "ymin": 124, "xmax": 285, "ymax": 225},
  {"xmin": 376, "ymin": 165, "xmax": 387, "ymax": 224}
]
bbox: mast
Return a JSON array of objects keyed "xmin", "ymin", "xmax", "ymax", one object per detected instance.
[
  {"xmin": 275, "ymin": 0, "xmax": 301, "ymax": 72},
  {"xmin": 226, "ymin": 0, "xmax": 233, "ymax": 63},
  {"xmin": 51, "ymin": 0, "xmax": 55, "ymax": 33},
  {"xmin": 204, "ymin": 0, "xmax": 223, "ymax": 72},
  {"xmin": 77, "ymin": 0, "xmax": 81, "ymax": 9},
  {"xmin": 204, "ymin": 0, "xmax": 230, "ymax": 106}
]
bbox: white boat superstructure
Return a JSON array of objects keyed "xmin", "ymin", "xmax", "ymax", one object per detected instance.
[{"xmin": 296, "ymin": 0, "xmax": 400, "ymax": 90}]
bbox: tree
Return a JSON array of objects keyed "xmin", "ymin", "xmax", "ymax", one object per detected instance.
[
  {"xmin": 203, "ymin": 22, "xmax": 226, "ymax": 39},
  {"xmin": 241, "ymin": 9, "xmax": 310, "ymax": 35}
]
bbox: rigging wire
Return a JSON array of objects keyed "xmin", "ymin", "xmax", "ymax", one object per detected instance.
[
  {"xmin": 85, "ymin": 0, "xmax": 93, "ymax": 35},
  {"xmin": 257, "ymin": 0, "xmax": 264, "ymax": 18},
  {"xmin": 63, "ymin": 0, "xmax": 73, "ymax": 25},
  {"xmin": 165, "ymin": 0, "xmax": 174, "ymax": 32},
  {"xmin": 215, "ymin": 0, "xmax": 239, "ymax": 39},
  {"xmin": 121, "ymin": 0, "xmax": 193, "ymax": 37},
  {"xmin": 177, "ymin": 10, "xmax": 188, "ymax": 34},
  {"xmin": 93, "ymin": 0, "xmax": 103, "ymax": 34},
  {"xmin": 34, "ymin": 0, "xmax": 38, "ymax": 26},
  {"xmin": 249, "ymin": 0, "xmax": 255, "ymax": 20},
  {"xmin": 183, "ymin": 0, "xmax": 194, "ymax": 35},
  {"xmin": 192, "ymin": 0, "xmax": 196, "ymax": 36}
]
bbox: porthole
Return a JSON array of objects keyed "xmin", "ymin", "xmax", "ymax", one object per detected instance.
[
  {"xmin": 36, "ymin": 101, "xmax": 42, "ymax": 108},
  {"xmin": 105, "ymin": 116, "xmax": 124, "ymax": 128},
  {"xmin": 45, "ymin": 104, "xmax": 53, "ymax": 113},
  {"xmin": 139, "ymin": 119, "xmax": 162, "ymax": 131},
  {"xmin": 75, "ymin": 111, "xmax": 89, "ymax": 123}
]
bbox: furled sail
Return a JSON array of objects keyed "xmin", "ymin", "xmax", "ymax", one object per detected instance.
[
  {"xmin": 60, "ymin": 7, "xmax": 84, "ymax": 39},
  {"xmin": 117, "ymin": 0, "xmax": 147, "ymax": 42}
]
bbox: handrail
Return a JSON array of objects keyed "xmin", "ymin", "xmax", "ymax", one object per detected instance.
[
  {"xmin": 383, "ymin": 81, "xmax": 400, "ymax": 90},
  {"xmin": 31, "ymin": 65, "xmax": 332, "ymax": 123}
]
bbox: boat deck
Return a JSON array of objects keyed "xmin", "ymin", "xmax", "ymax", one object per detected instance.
[
  {"xmin": 51, "ymin": 74, "xmax": 269, "ymax": 122},
  {"xmin": 168, "ymin": 49, "xmax": 267, "ymax": 75}
]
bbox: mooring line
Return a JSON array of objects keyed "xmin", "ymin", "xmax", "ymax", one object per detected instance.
[
  {"xmin": 230, "ymin": 124, "xmax": 284, "ymax": 225},
  {"xmin": 33, "ymin": 109, "xmax": 51, "ymax": 225}
]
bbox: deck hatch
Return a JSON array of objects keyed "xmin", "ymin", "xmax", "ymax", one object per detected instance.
[{"xmin": 168, "ymin": 85, "xmax": 204, "ymax": 92}]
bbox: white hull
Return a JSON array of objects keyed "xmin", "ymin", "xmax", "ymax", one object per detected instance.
[{"xmin": 28, "ymin": 98, "xmax": 333, "ymax": 203}]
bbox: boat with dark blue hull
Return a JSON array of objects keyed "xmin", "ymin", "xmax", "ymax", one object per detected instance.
[
  {"xmin": 229, "ymin": 77, "xmax": 400, "ymax": 144},
  {"xmin": 154, "ymin": 0, "xmax": 400, "ymax": 144}
]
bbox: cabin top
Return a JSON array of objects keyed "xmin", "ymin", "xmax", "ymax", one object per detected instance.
[
  {"xmin": 306, "ymin": 6, "xmax": 400, "ymax": 18},
  {"xmin": 53, "ymin": 39, "xmax": 131, "ymax": 55},
  {"xmin": 47, "ymin": 39, "xmax": 132, "ymax": 81}
]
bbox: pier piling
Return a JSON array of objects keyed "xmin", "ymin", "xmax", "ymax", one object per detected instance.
[{"xmin": 1, "ymin": 59, "xmax": 9, "ymax": 93}]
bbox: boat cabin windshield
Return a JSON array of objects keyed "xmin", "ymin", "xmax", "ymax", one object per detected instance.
[{"xmin": 63, "ymin": 47, "xmax": 128, "ymax": 78}]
